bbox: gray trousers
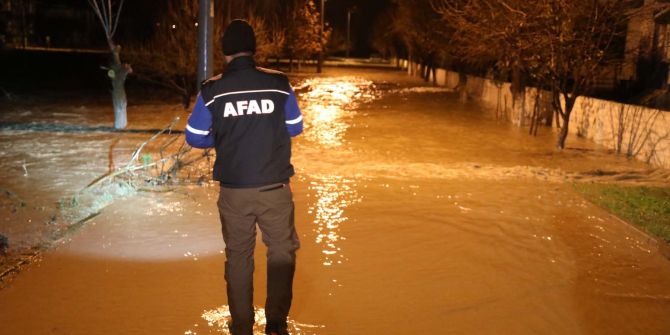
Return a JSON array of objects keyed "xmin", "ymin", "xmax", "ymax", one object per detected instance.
[{"xmin": 217, "ymin": 182, "xmax": 300, "ymax": 335}]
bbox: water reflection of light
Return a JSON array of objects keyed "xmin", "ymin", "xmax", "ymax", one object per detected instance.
[
  {"xmin": 307, "ymin": 176, "xmax": 361, "ymax": 267},
  {"xmin": 296, "ymin": 77, "xmax": 379, "ymax": 148},
  {"xmin": 187, "ymin": 305, "xmax": 323, "ymax": 335}
]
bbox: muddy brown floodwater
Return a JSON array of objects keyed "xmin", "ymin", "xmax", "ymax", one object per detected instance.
[{"xmin": 1, "ymin": 69, "xmax": 670, "ymax": 334}]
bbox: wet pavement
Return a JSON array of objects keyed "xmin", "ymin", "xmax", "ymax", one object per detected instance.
[{"xmin": 1, "ymin": 68, "xmax": 670, "ymax": 334}]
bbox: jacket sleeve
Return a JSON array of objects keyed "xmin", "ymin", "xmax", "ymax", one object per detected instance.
[
  {"xmin": 284, "ymin": 87, "xmax": 303, "ymax": 137},
  {"xmin": 185, "ymin": 94, "xmax": 215, "ymax": 148}
]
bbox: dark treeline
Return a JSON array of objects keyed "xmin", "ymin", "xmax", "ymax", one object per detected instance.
[{"xmin": 124, "ymin": 0, "xmax": 328, "ymax": 109}]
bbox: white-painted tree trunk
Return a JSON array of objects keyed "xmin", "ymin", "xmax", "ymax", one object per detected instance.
[
  {"xmin": 108, "ymin": 43, "xmax": 130, "ymax": 129},
  {"xmin": 111, "ymin": 66, "xmax": 128, "ymax": 129}
]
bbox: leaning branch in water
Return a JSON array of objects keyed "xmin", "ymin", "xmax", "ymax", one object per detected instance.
[
  {"xmin": 82, "ymin": 118, "xmax": 182, "ymax": 190},
  {"xmin": 126, "ymin": 117, "xmax": 180, "ymax": 169}
]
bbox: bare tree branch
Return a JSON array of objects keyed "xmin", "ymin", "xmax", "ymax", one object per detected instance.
[{"xmin": 111, "ymin": 0, "xmax": 125, "ymax": 36}]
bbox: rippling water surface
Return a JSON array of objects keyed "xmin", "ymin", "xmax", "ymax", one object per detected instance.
[{"xmin": 1, "ymin": 68, "xmax": 669, "ymax": 335}]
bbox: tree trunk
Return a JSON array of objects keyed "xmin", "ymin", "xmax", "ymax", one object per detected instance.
[
  {"xmin": 458, "ymin": 72, "xmax": 468, "ymax": 103},
  {"xmin": 550, "ymin": 87, "xmax": 562, "ymax": 129},
  {"xmin": 545, "ymin": 109, "xmax": 554, "ymax": 127},
  {"xmin": 111, "ymin": 66, "xmax": 128, "ymax": 129},
  {"xmin": 425, "ymin": 63, "xmax": 430, "ymax": 81},
  {"xmin": 182, "ymin": 92, "xmax": 192, "ymax": 109},
  {"xmin": 108, "ymin": 44, "xmax": 130, "ymax": 129},
  {"xmin": 556, "ymin": 96, "xmax": 576, "ymax": 150},
  {"xmin": 556, "ymin": 116, "xmax": 570, "ymax": 150},
  {"xmin": 179, "ymin": 76, "xmax": 193, "ymax": 109},
  {"xmin": 529, "ymin": 92, "xmax": 539, "ymax": 136},
  {"xmin": 510, "ymin": 67, "xmax": 526, "ymax": 127}
]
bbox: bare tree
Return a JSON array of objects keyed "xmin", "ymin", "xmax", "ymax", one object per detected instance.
[
  {"xmin": 127, "ymin": 0, "xmax": 222, "ymax": 109},
  {"xmin": 433, "ymin": 0, "xmax": 541, "ymax": 111},
  {"xmin": 535, "ymin": 1, "xmax": 652, "ymax": 149},
  {"xmin": 87, "ymin": 0, "xmax": 131, "ymax": 129},
  {"xmin": 127, "ymin": 2, "xmax": 284, "ymax": 108},
  {"xmin": 433, "ymin": 0, "xmax": 653, "ymax": 149}
]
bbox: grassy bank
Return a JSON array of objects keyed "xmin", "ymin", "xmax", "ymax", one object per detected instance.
[{"xmin": 574, "ymin": 183, "xmax": 670, "ymax": 243}]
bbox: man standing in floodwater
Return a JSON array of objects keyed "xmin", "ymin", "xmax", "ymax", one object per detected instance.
[{"xmin": 184, "ymin": 19, "xmax": 304, "ymax": 335}]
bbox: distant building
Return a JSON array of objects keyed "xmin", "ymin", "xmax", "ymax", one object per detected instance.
[
  {"xmin": 0, "ymin": 0, "xmax": 33, "ymax": 47},
  {"xmin": 621, "ymin": 0, "xmax": 670, "ymax": 104},
  {"xmin": 0, "ymin": 0, "xmax": 100, "ymax": 50}
]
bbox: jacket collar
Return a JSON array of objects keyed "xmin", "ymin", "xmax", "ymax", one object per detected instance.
[{"xmin": 225, "ymin": 55, "xmax": 256, "ymax": 72}]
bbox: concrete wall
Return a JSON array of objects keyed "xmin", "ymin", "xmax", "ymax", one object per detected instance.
[
  {"xmin": 571, "ymin": 97, "xmax": 670, "ymax": 168},
  {"xmin": 399, "ymin": 59, "xmax": 670, "ymax": 169}
]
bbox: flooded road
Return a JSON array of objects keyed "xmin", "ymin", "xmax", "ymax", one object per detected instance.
[{"xmin": 1, "ymin": 69, "xmax": 670, "ymax": 334}]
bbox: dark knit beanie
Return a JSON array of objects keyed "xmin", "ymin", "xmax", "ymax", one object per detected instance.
[{"xmin": 222, "ymin": 19, "xmax": 256, "ymax": 56}]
